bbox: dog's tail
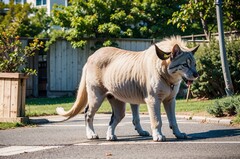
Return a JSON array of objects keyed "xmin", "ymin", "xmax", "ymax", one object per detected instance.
[{"xmin": 56, "ymin": 64, "xmax": 88, "ymax": 121}]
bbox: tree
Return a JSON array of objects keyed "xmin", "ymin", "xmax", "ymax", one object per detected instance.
[
  {"xmin": 223, "ymin": 0, "xmax": 240, "ymax": 31},
  {"xmin": 0, "ymin": 0, "xmax": 46, "ymax": 75},
  {"xmin": 0, "ymin": 0, "xmax": 51, "ymax": 38},
  {"xmin": 18, "ymin": 7, "xmax": 51, "ymax": 38},
  {"xmin": 168, "ymin": 0, "xmax": 240, "ymax": 40},
  {"xmin": 0, "ymin": 13, "xmax": 43, "ymax": 75},
  {"xmin": 50, "ymin": 0, "xmax": 186, "ymax": 49}
]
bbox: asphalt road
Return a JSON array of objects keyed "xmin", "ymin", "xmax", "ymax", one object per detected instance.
[{"xmin": 0, "ymin": 114, "xmax": 240, "ymax": 159}]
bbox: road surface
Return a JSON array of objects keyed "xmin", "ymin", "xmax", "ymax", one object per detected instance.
[{"xmin": 0, "ymin": 114, "xmax": 240, "ymax": 158}]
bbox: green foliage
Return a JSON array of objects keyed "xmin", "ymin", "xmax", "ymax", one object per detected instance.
[
  {"xmin": 50, "ymin": 0, "xmax": 185, "ymax": 49},
  {"xmin": 0, "ymin": 0, "xmax": 51, "ymax": 38},
  {"xmin": 223, "ymin": 0, "xmax": 240, "ymax": 31},
  {"xmin": 168, "ymin": 0, "xmax": 240, "ymax": 39},
  {"xmin": 207, "ymin": 101, "xmax": 224, "ymax": 117},
  {"xmin": 191, "ymin": 39, "xmax": 240, "ymax": 98},
  {"xmin": 0, "ymin": 1, "xmax": 49, "ymax": 74},
  {"xmin": 28, "ymin": 7, "xmax": 52, "ymax": 38},
  {"xmin": 233, "ymin": 114, "xmax": 240, "ymax": 124},
  {"xmin": 207, "ymin": 96, "xmax": 240, "ymax": 117},
  {"xmin": 0, "ymin": 17, "xmax": 43, "ymax": 75},
  {"xmin": 0, "ymin": 122, "xmax": 25, "ymax": 130}
]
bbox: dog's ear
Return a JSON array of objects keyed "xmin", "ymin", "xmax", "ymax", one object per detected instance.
[
  {"xmin": 154, "ymin": 44, "xmax": 171, "ymax": 60},
  {"xmin": 189, "ymin": 45, "xmax": 200, "ymax": 55},
  {"xmin": 171, "ymin": 44, "xmax": 182, "ymax": 59}
]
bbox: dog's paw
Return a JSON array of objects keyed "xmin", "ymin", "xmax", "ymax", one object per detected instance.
[
  {"xmin": 86, "ymin": 133, "xmax": 99, "ymax": 140},
  {"xmin": 153, "ymin": 134, "xmax": 166, "ymax": 142},
  {"xmin": 106, "ymin": 134, "xmax": 117, "ymax": 141},
  {"xmin": 138, "ymin": 130, "xmax": 150, "ymax": 137},
  {"xmin": 174, "ymin": 132, "xmax": 188, "ymax": 139}
]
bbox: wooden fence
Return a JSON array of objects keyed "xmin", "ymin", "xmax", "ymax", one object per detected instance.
[
  {"xmin": 47, "ymin": 38, "xmax": 152, "ymax": 96},
  {"xmin": 181, "ymin": 30, "xmax": 240, "ymax": 43}
]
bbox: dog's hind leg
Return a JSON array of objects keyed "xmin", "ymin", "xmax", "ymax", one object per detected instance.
[
  {"xmin": 106, "ymin": 96, "xmax": 126, "ymax": 141},
  {"xmin": 131, "ymin": 104, "xmax": 150, "ymax": 136},
  {"xmin": 85, "ymin": 88, "xmax": 105, "ymax": 140}
]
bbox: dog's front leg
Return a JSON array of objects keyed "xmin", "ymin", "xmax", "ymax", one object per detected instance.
[
  {"xmin": 163, "ymin": 99, "xmax": 187, "ymax": 139},
  {"xmin": 146, "ymin": 96, "xmax": 166, "ymax": 142}
]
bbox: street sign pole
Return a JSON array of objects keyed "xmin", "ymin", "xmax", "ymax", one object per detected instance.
[{"xmin": 215, "ymin": 0, "xmax": 234, "ymax": 96}]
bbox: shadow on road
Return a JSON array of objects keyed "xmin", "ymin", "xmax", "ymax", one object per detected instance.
[
  {"xmin": 115, "ymin": 135, "xmax": 152, "ymax": 142},
  {"xmin": 187, "ymin": 128, "xmax": 240, "ymax": 140},
  {"xmin": 96, "ymin": 129, "xmax": 240, "ymax": 142}
]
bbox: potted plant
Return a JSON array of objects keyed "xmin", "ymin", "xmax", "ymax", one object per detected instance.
[{"xmin": 0, "ymin": 20, "xmax": 42, "ymax": 123}]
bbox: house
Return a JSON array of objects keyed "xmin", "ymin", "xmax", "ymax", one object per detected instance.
[{"xmin": 1, "ymin": 0, "xmax": 68, "ymax": 15}]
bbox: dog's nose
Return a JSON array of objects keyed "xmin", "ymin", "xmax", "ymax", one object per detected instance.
[{"xmin": 193, "ymin": 72, "xmax": 199, "ymax": 78}]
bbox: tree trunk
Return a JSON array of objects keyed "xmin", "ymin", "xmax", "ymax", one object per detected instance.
[
  {"xmin": 199, "ymin": 13, "xmax": 210, "ymax": 40},
  {"xmin": 195, "ymin": 0, "xmax": 210, "ymax": 40}
]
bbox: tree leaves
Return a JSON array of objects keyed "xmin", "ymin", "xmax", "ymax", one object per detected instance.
[
  {"xmin": 168, "ymin": 0, "xmax": 240, "ymax": 39},
  {"xmin": 0, "ymin": 20, "xmax": 43, "ymax": 74},
  {"xmin": 50, "ymin": 0, "xmax": 185, "ymax": 49}
]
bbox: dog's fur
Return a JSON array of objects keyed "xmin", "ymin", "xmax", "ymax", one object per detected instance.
[{"xmin": 57, "ymin": 36, "xmax": 199, "ymax": 141}]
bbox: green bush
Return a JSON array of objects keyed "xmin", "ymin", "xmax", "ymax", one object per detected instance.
[
  {"xmin": 191, "ymin": 38, "xmax": 240, "ymax": 98},
  {"xmin": 207, "ymin": 96, "xmax": 240, "ymax": 117},
  {"xmin": 207, "ymin": 100, "xmax": 224, "ymax": 117},
  {"xmin": 0, "ymin": 16, "xmax": 43, "ymax": 75}
]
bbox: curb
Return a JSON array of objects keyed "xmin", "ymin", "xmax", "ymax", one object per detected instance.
[
  {"xmin": 175, "ymin": 115, "xmax": 232, "ymax": 125},
  {"xmin": 29, "ymin": 114, "xmax": 233, "ymax": 126}
]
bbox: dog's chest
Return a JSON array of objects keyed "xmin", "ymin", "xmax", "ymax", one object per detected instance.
[{"xmin": 157, "ymin": 82, "xmax": 180, "ymax": 101}]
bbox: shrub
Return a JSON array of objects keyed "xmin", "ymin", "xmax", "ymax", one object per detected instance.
[
  {"xmin": 207, "ymin": 100, "xmax": 224, "ymax": 117},
  {"xmin": 0, "ymin": 16, "xmax": 43, "ymax": 75},
  {"xmin": 191, "ymin": 38, "xmax": 240, "ymax": 98},
  {"xmin": 207, "ymin": 96, "xmax": 240, "ymax": 117}
]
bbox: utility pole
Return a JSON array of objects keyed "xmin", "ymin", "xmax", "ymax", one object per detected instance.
[{"xmin": 215, "ymin": 0, "xmax": 234, "ymax": 96}]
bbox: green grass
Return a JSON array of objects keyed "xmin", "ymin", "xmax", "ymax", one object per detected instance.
[
  {"xmin": 25, "ymin": 95, "xmax": 240, "ymax": 122},
  {"xmin": 26, "ymin": 97, "xmax": 76, "ymax": 116},
  {"xmin": 0, "ymin": 122, "xmax": 25, "ymax": 130},
  {"xmin": 25, "ymin": 97, "xmax": 215, "ymax": 117}
]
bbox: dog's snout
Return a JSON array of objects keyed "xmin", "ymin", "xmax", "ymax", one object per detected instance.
[{"xmin": 193, "ymin": 72, "xmax": 199, "ymax": 78}]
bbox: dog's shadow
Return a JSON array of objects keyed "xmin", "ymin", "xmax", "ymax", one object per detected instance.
[
  {"xmin": 187, "ymin": 128, "xmax": 240, "ymax": 140},
  {"xmin": 103, "ymin": 128, "xmax": 240, "ymax": 142}
]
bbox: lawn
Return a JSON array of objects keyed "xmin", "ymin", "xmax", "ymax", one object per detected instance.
[
  {"xmin": 25, "ymin": 97, "xmax": 215, "ymax": 117},
  {"xmin": 0, "ymin": 122, "xmax": 25, "ymax": 130}
]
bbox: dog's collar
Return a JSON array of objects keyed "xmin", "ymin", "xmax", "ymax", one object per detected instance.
[{"xmin": 160, "ymin": 75, "xmax": 175, "ymax": 90}]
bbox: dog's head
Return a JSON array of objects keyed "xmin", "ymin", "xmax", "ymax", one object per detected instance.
[{"xmin": 155, "ymin": 44, "xmax": 199, "ymax": 83}]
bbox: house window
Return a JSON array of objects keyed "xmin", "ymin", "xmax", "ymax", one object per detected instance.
[
  {"xmin": 15, "ymin": 0, "xmax": 26, "ymax": 4},
  {"xmin": 36, "ymin": 0, "xmax": 46, "ymax": 6}
]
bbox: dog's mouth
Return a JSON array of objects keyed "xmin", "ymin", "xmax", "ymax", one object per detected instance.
[{"xmin": 182, "ymin": 77, "xmax": 193, "ymax": 86}]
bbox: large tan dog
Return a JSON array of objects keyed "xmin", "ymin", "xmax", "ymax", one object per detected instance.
[{"xmin": 57, "ymin": 36, "xmax": 199, "ymax": 141}]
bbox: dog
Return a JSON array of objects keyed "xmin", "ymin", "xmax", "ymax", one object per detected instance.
[{"xmin": 56, "ymin": 36, "xmax": 199, "ymax": 141}]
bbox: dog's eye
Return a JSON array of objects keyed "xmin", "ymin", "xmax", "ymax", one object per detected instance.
[{"xmin": 182, "ymin": 63, "xmax": 188, "ymax": 67}]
